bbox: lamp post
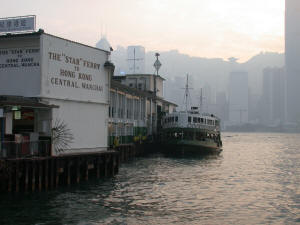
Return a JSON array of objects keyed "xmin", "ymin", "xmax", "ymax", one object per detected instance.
[{"xmin": 153, "ymin": 53, "xmax": 161, "ymax": 134}]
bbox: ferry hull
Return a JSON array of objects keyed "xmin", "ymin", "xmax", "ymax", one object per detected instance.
[{"xmin": 161, "ymin": 140, "xmax": 222, "ymax": 155}]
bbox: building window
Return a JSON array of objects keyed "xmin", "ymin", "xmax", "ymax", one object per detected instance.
[{"xmin": 188, "ymin": 117, "xmax": 191, "ymax": 123}]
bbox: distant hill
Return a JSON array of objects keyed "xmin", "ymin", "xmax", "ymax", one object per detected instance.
[{"xmin": 111, "ymin": 47, "xmax": 284, "ymax": 106}]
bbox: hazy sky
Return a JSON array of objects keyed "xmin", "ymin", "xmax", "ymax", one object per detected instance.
[{"xmin": 1, "ymin": 0, "xmax": 284, "ymax": 62}]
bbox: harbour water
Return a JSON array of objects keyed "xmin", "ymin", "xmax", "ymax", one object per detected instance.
[{"xmin": 1, "ymin": 132, "xmax": 300, "ymax": 225}]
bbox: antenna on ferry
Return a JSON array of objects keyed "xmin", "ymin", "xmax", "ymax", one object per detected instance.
[{"xmin": 183, "ymin": 74, "xmax": 193, "ymax": 112}]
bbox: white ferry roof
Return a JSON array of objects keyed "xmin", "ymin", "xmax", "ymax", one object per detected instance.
[{"xmin": 162, "ymin": 107, "xmax": 221, "ymax": 131}]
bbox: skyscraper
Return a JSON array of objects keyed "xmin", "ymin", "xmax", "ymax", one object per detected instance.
[
  {"xmin": 228, "ymin": 71, "xmax": 249, "ymax": 124},
  {"xmin": 261, "ymin": 67, "xmax": 285, "ymax": 125},
  {"xmin": 285, "ymin": 0, "xmax": 300, "ymax": 122}
]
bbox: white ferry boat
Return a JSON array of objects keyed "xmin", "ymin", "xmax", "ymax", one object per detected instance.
[{"xmin": 160, "ymin": 75, "xmax": 222, "ymax": 154}]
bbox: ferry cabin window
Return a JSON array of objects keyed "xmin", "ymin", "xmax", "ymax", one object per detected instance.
[
  {"xmin": 198, "ymin": 118, "xmax": 200, "ymax": 123},
  {"xmin": 193, "ymin": 117, "xmax": 197, "ymax": 123},
  {"xmin": 175, "ymin": 116, "xmax": 178, "ymax": 122},
  {"xmin": 188, "ymin": 117, "xmax": 191, "ymax": 123},
  {"xmin": 201, "ymin": 118, "xmax": 204, "ymax": 123}
]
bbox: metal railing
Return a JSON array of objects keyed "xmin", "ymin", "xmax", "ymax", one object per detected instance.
[{"xmin": 0, "ymin": 140, "xmax": 51, "ymax": 159}]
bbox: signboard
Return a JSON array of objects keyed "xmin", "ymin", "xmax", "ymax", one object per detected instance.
[
  {"xmin": 0, "ymin": 16, "xmax": 36, "ymax": 33},
  {"xmin": 0, "ymin": 43, "xmax": 41, "ymax": 97},
  {"xmin": 41, "ymin": 34, "xmax": 109, "ymax": 104}
]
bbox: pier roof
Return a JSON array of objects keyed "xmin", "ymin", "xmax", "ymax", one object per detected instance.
[{"xmin": 111, "ymin": 80, "xmax": 153, "ymax": 98}]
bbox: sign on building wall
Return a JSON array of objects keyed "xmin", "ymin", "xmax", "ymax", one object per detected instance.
[
  {"xmin": 0, "ymin": 16, "xmax": 36, "ymax": 34},
  {"xmin": 0, "ymin": 44, "xmax": 41, "ymax": 97},
  {"xmin": 41, "ymin": 34, "xmax": 109, "ymax": 104}
]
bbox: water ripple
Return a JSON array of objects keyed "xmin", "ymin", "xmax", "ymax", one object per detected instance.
[{"xmin": 1, "ymin": 133, "xmax": 300, "ymax": 224}]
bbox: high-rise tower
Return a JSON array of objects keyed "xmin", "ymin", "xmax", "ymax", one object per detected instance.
[{"xmin": 285, "ymin": 0, "xmax": 300, "ymax": 122}]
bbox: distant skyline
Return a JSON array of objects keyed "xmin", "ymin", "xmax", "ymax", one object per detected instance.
[{"xmin": 0, "ymin": 0, "xmax": 284, "ymax": 62}]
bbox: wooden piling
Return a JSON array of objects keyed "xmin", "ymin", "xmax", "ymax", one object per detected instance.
[
  {"xmin": 55, "ymin": 159, "xmax": 59, "ymax": 188},
  {"xmin": 50, "ymin": 159, "xmax": 54, "ymax": 189},
  {"xmin": 25, "ymin": 161, "xmax": 29, "ymax": 192},
  {"xmin": 15, "ymin": 161, "xmax": 19, "ymax": 193},
  {"xmin": 67, "ymin": 159, "xmax": 71, "ymax": 186},
  {"xmin": 45, "ymin": 159, "xmax": 49, "ymax": 191},
  {"xmin": 32, "ymin": 161, "xmax": 35, "ymax": 192},
  {"xmin": 96, "ymin": 156, "xmax": 101, "ymax": 178},
  {"xmin": 76, "ymin": 158, "xmax": 80, "ymax": 184},
  {"xmin": 85, "ymin": 158, "xmax": 89, "ymax": 181},
  {"xmin": 38, "ymin": 161, "xmax": 43, "ymax": 191},
  {"xmin": 0, "ymin": 149, "xmax": 124, "ymax": 193}
]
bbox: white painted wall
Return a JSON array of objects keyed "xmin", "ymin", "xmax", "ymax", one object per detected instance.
[
  {"xmin": 50, "ymin": 99, "xmax": 108, "ymax": 155},
  {"xmin": 156, "ymin": 77, "xmax": 164, "ymax": 98}
]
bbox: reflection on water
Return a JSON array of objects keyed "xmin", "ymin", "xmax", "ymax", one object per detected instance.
[{"xmin": 0, "ymin": 132, "xmax": 300, "ymax": 224}]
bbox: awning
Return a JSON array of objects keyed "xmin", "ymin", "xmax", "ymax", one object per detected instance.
[{"xmin": 0, "ymin": 96, "xmax": 59, "ymax": 109}]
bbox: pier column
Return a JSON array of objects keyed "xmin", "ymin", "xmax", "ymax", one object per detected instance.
[
  {"xmin": 38, "ymin": 161, "xmax": 43, "ymax": 191},
  {"xmin": 32, "ymin": 161, "xmax": 36, "ymax": 192},
  {"xmin": 50, "ymin": 159, "xmax": 55, "ymax": 189},
  {"xmin": 96, "ymin": 156, "xmax": 101, "ymax": 179},
  {"xmin": 15, "ymin": 161, "xmax": 19, "ymax": 193},
  {"xmin": 67, "ymin": 159, "xmax": 71, "ymax": 186},
  {"xmin": 85, "ymin": 158, "xmax": 89, "ymax": 181},
  {"xmin": 76, "ymin": 157, "xmax": 80, "ymax": 184},
  {"xmin": 55, "ymin": 159, "xmax": 59, "ymax": 188},
  {"xmin": 45, "ymin": 159, "xmax": 49, "ymax": 191},
  {"xmin": 8, "ymin": 161, "xmax": 12, "ymax": 192},
  {"xmin": 25, "ymin": 161, "xmax": 29, "ymax": 192},
  {"xmin": 104, "ymin": 155, "xmax": 109, "ymax": 177}
]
